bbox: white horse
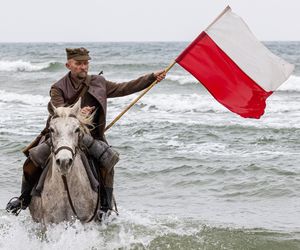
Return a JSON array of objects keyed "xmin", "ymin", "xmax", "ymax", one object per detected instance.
[{"xmin": 29, "ymin": 100, "xmax": 99, "ymax": 224}]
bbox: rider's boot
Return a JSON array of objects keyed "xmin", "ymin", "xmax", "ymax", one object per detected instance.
[
  {"xmin": 6, "ymin": 147, "xmax": 46, "ymax": 216},
  {"xmin": 98, "ymin": 187, "xmax": 115, "ymax": 221},
  {"xmin": 6, "ymin": 176, "xmax": 34, "ymax": 215},
  {"xmin": 100, "ymin": 187, "xmax": 113, "ymax": 212}
]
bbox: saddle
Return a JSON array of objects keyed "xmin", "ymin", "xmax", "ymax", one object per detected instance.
[{"xmin": 28, "ymin": 135, "xmax": 119, "ymax": 196}]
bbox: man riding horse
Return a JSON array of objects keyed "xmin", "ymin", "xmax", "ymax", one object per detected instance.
[{"xmin": 6, "ymin": 47, "xmax": 166, "ymax": 216}]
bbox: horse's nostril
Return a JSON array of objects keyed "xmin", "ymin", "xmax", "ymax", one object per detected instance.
[{"xmin": 56, "ymin": 159, "xmax": 60, "ymax": 165}]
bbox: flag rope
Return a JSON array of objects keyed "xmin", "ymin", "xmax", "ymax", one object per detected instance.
[{"xmin": 105, "ymin": 61, "xmax": 176, "ymax": 132}]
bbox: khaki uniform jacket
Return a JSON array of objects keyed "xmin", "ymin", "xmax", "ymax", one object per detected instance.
[{"xmin": 49, "ymin": 72, "xmax": 156, "ymax": 141}]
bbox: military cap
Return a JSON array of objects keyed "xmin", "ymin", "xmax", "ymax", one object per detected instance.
[{"xmin": 66, "ymin": 47, "xmax": 91, "ymax": 61}]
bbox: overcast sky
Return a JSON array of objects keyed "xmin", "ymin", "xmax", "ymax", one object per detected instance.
[{"xmin": 0, "ymin": 0, "xmax": 299, "ymax": 42}]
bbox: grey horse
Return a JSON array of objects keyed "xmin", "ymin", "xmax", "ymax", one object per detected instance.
[{"xmin": 29, "ymin": 100, "xmax": 99, "ymax": 224}]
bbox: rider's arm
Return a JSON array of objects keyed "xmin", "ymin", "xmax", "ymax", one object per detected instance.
[
  {"xmin": 47, "ymin": 87, "xmax": 65, "ymax": 115},
  {"xmin": 105, "ymin": 73, "xmax": 156, "ymax": 98},
  {"xmin": 49, "ymin": 86, "xmax": 65, "ymax": 107}
]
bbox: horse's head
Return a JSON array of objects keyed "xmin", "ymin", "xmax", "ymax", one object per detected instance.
[{"xmin": 49, "ymin": 98, "xmax": 91, "ymax": 175}]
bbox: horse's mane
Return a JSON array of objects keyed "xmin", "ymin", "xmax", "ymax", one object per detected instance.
[{"xmin": 54, "ymin": 106, "xmax": 95, "ymax": 135}]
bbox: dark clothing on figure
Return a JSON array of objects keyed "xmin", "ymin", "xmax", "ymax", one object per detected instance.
[
  {"xmin": 14, "ymin": 71, "xmax": 156, "ymax": 213},
  {"xmin": 49, "ymin": 72, "xmax": 156, "ymax": 140},
  {"xmin": 82, "ymin": 93, "xmax": 101, "ymax": 139}
]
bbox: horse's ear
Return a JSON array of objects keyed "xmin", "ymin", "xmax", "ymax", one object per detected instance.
[{"xmin": 71, "ymin": 97, "xmax": 81, "ymax": 115}]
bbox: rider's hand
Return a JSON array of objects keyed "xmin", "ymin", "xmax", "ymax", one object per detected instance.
[
  {"xmin": 81, "ymin": 106, "xmax": 95, "ymax": 115},
  {"xmin": 154, "ymin": 70, "xmax": 166, "ymax": 82}
]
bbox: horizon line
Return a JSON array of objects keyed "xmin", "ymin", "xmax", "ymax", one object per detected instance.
[{"xmin": 0, "ymin": 40, "xmax": 299, "ymax": 44}]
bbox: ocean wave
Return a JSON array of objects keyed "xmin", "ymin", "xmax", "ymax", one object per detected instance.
[
  {"xmin": 0, "ymin": 211, "xmax": 299, "ymax": 250},
  {"xmin": 167, "ymin": 74, "xmax": 300, "ymax": 90},
  {"xmin": 107, "ymin": 92, "xmax": 300, "ymax": 131},
  {"xmin": 0, "ymin": 60, "xmax": 63, "ymax": 72},
  {"xmin": 0, "ymin": 90, "xmax": 48, "ymax": 106},
  {"xmin": 278, "ymin": 75, "xmax": 300, "ymax": 92},
  {"xmin": 167, "ymin": 74, "xmax": 198, "ymax": 85}
]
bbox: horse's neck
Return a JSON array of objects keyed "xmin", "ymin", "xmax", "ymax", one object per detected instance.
[{"xmin": 34, "ymin": 153, "xmax": 97, "ymax": 223}]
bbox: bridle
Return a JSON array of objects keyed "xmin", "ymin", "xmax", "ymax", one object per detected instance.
[
  {"xmin": 53, "ymin": 145, "xmax": 76, "ymax": 159},
  {"xmin": 49, "ymin": 114, "xmax": 81, "ymax": 161},
  {"xmin": 48, "ymin": 115, "xmax": 101, "ymax": 222},
  {"xmin": 49, "ymin": 114, "xmax": 79, "ymax": 160}
]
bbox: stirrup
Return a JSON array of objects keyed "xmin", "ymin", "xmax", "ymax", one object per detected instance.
[{"xmin": 6, "ymin": 197, "xmax": 24, "ymax": 216}]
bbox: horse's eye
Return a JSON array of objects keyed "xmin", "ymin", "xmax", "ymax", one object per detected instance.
[
  {"xmin": 49, "ymin": 127, "xmax": 54, "ymax": 133},
  {"xmin": 75, "ymin": 127, "xmax": 80, "ymax": 133}
]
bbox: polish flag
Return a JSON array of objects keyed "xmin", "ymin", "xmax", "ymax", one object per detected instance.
[{"xmin": 176, "ymin": 6, "xmax": 294, "ymax": 118}]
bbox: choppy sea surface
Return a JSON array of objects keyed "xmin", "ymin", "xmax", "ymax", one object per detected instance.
[{"xmin": 0, "ymin": 42, "xmax": 300, "ymax": 250}]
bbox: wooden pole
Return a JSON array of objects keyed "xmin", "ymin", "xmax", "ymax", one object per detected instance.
[
  {"xmin": 104, "ymin": 6, "xmax": 231, "ymax": 132},
  {"xmin": 205, "ymin": 5, "xmax": 231, "ymax": 31},
  {"xmin": 105, "ymin": 61, "xmax": 176, "ymax": 132}
]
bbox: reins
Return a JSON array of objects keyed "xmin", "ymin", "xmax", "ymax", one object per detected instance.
[
  {"xmin": 48, "ymin": 126, "xmax": 101, "ymax": 222},
  {"xmin": 61, "ymin": 174, "xmax": 101, "ymax": 223}
]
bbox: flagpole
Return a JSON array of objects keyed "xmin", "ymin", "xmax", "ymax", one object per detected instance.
[
  {"xmin": 105, "ymin": 61, "xmax": 176, "ymax": 132},
  {"xmin": 205, "ymin": 5, "xmax": 231, "ymax": 31}
]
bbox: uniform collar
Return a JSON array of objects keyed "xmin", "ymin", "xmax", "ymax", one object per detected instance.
[{"xmin": 69, "ymin": 72, "xmax": 87, "ymax": 89}]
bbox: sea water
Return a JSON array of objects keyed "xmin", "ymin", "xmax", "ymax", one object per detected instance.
[{"xmin": 0, "ymin": 42, "xmax": 299, "ymax": 249}]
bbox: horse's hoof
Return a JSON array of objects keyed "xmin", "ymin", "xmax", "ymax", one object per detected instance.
[{"xmin": 97, "ymin": 209, "xmax": 112, "ymax": 222}]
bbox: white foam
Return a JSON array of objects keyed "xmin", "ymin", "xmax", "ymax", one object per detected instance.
[
  {"xmin": 166, "ymin": 74, "xmax": 300, "ymax": 90},
  {"xmin": 0, "ymin": 215, "xmax": 104, "ymax": 250},
  {"xmin": 0, "ymin": 60, "xmax": 52, "ymax": 72},
  {"xmin": 167, "ymin": 74, "xmax": 300, "ymax": 90},
  {"xmin": 167, "ymin": 74, "xmax": 198, "ymax": 85},
  {"xmin": 0, "ymin": 90, "xmax": 49, "ymax": 106},
  {"xmin": 108, "ymin": 92, "xmax": 226, "ymax": 115},
  {"xmin": 0, "ymin": 210, "xmax": 160, "ymax": 250},
  {"xmin": 277, "ymin": 75, "xmax": 300, "ymax": 92},
  {"xmin": 107, "ymin": 90, "xmax": 300, "ymax": 130},
  {"xmin": 106, "ymin": 74, "xmax": 198, "ymax": 85}
]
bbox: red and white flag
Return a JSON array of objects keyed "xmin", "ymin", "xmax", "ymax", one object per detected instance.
[{"xmin": 176, "ymin": 6, "xmax": 294, "ymax": 118}]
